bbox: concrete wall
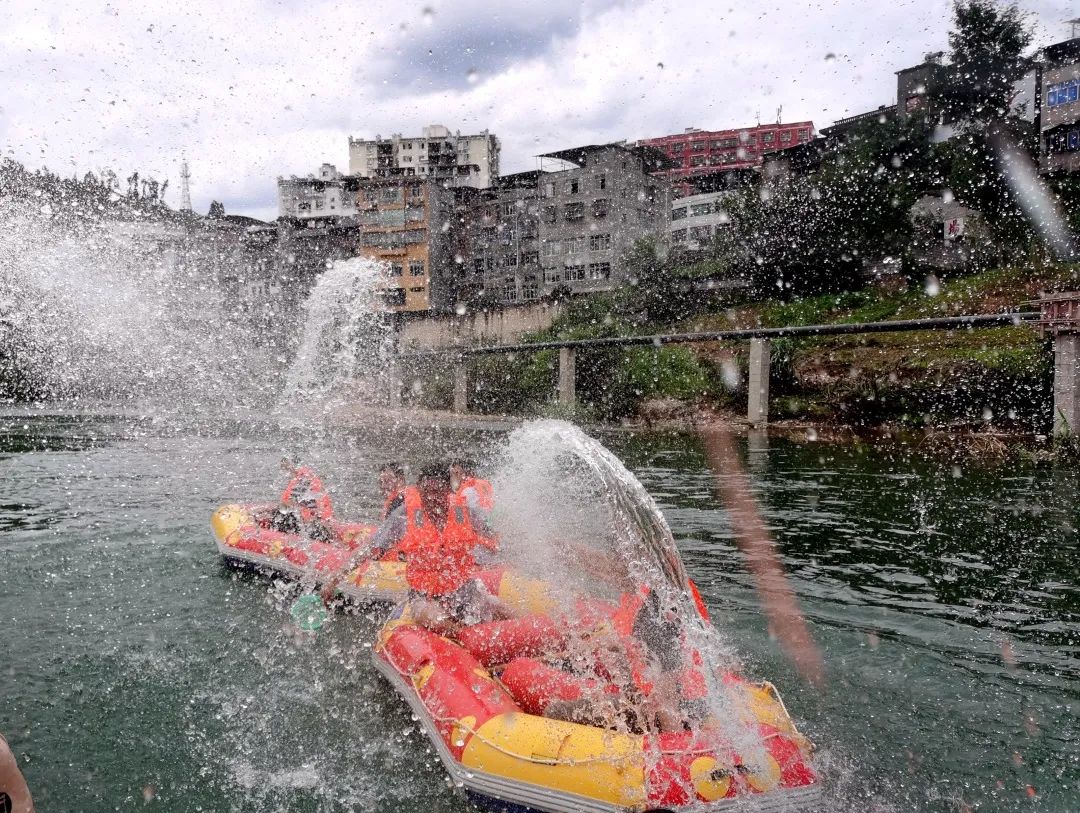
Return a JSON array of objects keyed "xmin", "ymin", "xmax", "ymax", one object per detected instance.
[{"xmin": 396, "ymin": 300, "xmax": 564, "ymax": 350}]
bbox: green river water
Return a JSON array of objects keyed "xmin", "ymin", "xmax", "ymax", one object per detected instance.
[{"xmin": 0, "ymin": 407, "xmax": 1076, "ymax": 812}]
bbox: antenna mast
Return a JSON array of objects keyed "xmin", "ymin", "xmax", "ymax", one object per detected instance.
[{"xmin": 179, "ymin": 156, "xmax": 192, "ymax": 211}]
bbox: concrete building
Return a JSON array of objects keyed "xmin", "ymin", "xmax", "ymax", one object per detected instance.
[
  {"xmin": 669, "ymin": 191, "xmax": 734, "ymax": 250},
  {"xmin": 277, "ymin": 163, "xmax": 359, "ymax": 222},
  {"xmin": 1040, "ymin": 33, "xmax": 1080, "ymax": 174},
  {"xmin": 536, "ymin": 143, "xmax": 672, "ymax": 295},
  {"xmin": 356, "ymin": 178, "xmax": 457, "ymax": 314},
  {"xmin": 347, "ymin": 125, "xmax": 500, "ymax": 189},
  {"xmin": 465, "ymin": 172, "xmax": 542, "ymax": 304},
  {"xmin": 637, "ymin": 122, "xmax": 815, "ymax": 187}
]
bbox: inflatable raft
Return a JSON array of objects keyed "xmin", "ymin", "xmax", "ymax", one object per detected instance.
[
  {"xmin": 374, "ymin": 602, "xmax": 818, "ymax": 812},
  {"xmin": 210, "ymin": 503, "xmax": 409, "ymax": 602},
  {"xmin": 369, "ymin": 424, "xmax": 820, "ymax": 811}
]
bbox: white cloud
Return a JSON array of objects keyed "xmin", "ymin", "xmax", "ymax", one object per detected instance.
[{"xmin": 0, "ymin": 0, "xmax": 1072, "ymax": 219}]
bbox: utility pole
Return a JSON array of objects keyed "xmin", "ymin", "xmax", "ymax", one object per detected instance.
[{"xmin": 179, "ymin": 155, "xmax": 192, "ymax": 211}]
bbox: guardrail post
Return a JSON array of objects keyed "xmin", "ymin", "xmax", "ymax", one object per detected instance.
[
  {"xmin": 558, "ymin": 347, "xmax": 576, "ymax": 408},
  {"xmin": 453, "ymin": 359, "xmax": 468, "ymax": 413},
  {"xmin": 1040, "ymin": 293, "xmax": 1080, "ymax": 436},
  {"xmin": 747, "ymin": 338, "xmax": 770, "ymax": 426}
]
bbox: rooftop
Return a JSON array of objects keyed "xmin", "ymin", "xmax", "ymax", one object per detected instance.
[{"xmin": 537, "ymin": 142, "xmax": 678, "ymax": 171}]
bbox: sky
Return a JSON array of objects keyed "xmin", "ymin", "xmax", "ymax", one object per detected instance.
[{"xmin": 0, "ymin": 0, "xmax": 1075, "ymax": 221}]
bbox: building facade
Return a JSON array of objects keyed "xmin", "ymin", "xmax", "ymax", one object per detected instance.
[
  {"xmin": 356, "ymin": 178, "xmax": 457, "ymax": 313},
  {"xmin": 669, "ymin": 191, "xmax": 735, "ymax": 250},
  {"xmin": 536, "ymin": 144, "xmax": 672, "ymax": 296},
  {"xmin": 277, "ymin": 163, "xmax": 359, "ymax": 222},
  {"xmin": 637, "ymin": 122, "xmax": 815, "ymax": 186},
  {"xmin": 347, "ymin": 124, "xmax": 500, "ymax": 189},
  {"xmin": 465, "ymin": 172, "xmax": 543, "ymax": 304},
  {"xmin": 1040, "ymin": 36, "xmax": 1080, "ymax": 174}
]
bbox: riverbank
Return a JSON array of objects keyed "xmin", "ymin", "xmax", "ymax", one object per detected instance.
[{"xmin": 406, "ymin": 263, "xmax": 1079, "ymax": 434}]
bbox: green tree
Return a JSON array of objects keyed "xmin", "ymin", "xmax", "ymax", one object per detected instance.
[
  {"xmin": 208, "ymin": 200, "xmax": 225, "ymax": 218},
  {"xmin": 936, "ymin": 0, "xmax": 1032, "ymax": 127}
]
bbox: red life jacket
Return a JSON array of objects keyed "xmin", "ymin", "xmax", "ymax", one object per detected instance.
[
  {"xmin": 457, "ymin": 477, "xmax": 494, "ymax": 511},
  {"xmin": 400, "ymin": 487, "xmax": 476, "ymax": 596},
  {"xmin": 451, "ymin": 478, "xmax": 498, "ymax": 551},
  {"xmin": 281, "ymin": 466, "xmax": 334, "ymax": 523}
]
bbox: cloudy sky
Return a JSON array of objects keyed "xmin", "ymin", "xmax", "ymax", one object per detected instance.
[{"xmin": 1, "ymin": 0, "xmax": 1074, "ymax": 220}]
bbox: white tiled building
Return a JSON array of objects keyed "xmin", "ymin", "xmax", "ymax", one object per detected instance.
[
  {"xmin": 277, "ymin": 164, "xmax": 358, "ymax": 221},
  {"xmin": 669, "ymin": 191, "xmax": 734, "ymax": 249},
  {"xmin": 347, "ymin": 124, "xmax": 500, "ymax": 190}
]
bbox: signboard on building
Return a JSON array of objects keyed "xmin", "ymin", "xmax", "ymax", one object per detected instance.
[{"xmin": 944, "ymin": 217, "xmax": 966, "ymax": 241}]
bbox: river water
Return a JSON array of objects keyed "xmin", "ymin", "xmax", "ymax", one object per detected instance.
[{"xmin": 1, "ymin": 406, "xmax": 1076, "ymax": 812}]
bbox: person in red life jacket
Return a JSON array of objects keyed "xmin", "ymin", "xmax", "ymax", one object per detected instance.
[
  {"xmin": 448, "ymin": 459, "xmax": 498, "ymax": 562},
  {"xmin": 396, "ymin": 464, "xmax": 509, "ymax": 633},
  {"xmin": 271, "ymin": 458, "xmax": 335, "ymax": 543},
  {"xmin": 378, "ymin": 462, "xmax": 407, "ymax": 521}
]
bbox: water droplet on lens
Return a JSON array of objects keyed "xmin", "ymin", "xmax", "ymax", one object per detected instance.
[
  {"xmin": 421, "ymin": 6, "xmax": 435, "ymax": 24},
  {"xmin": 466, "ymin": 68, "xmax": 479, "ymax": 84},
  {"xmin": 824, "ymin": 52, "xmax": 836, "ymax": 61},
  {"xmin": 924, "ymin": 275, "xmax": 940, "ymax": 296}
]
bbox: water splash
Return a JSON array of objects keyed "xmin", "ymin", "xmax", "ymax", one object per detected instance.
[
  {"xmin": 0, "ymin": 197, "xmax": 276, "ymax": 405},
  {"xmin": 279, "ymin": 256, "xmax": 393, "ymax": 407}
]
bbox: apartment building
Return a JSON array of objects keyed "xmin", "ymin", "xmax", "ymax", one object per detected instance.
[
  {"xmin": 1041, "ymin": 33, "xmax": 1080, "ymax": 174},
  {"xmin": 356, "ymin": 178, "xmax": 457, "ymax": 313},
  {"xmin": 347, "ymin": 124, "xmax": 500, "ymax": 189},
  {"xmin": 669, "ymin": 191, "xmax": 736, "ymax": 250},
  {"xmin": 277, "ymin": 163, "xmax": 359, "ymax": 222},
  {"xmin": 465, "ymin": 172, "xmax": 543, "ymax": 304},
  {"xmin": 536, "ymin": 144, "xmax": 672, "ymax": 295}
]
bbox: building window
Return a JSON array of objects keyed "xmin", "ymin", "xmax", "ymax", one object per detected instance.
[
  {"xmin": 780, "ymin": 131, "xmax": 792, "ymax": 144},
  {"xmin": 798, "ymin": 128, "xmax": 810, "ymax": 142},
  {"xmin": 474, "ymin": 258, "xmax": 485, "ymax": 273},
  {"xmin": 409, "ymin": 286, "xmax": 425, "ymax": 293},
  {"xmin": 762, "ymin": 132, "xmax": 774, "ymax": 145},
  {"xmin": 409, "ymin": 260, "xmax": 425, "ymax": 276},
  {"xmin": 502, "ymin": 284, "xmax": 518, "ymax": 302},
  {"xmin": 542, "ymin": 205, "xmax": 557, "ymax": 223},
  {"xmin": 691, "ymin": 141, "xmax": 706, "ymax": 151},
  {"xmin": 690, "ymin": 155, "xmax": 706, "ymax": 166},
  {"xmin": 380, "ymin": 186, "xmax": 401, "ymax": 202},
  {"xmin": 689, "ymin": 225, "xmax": 712, "ymax": 243},
  {"xmin": 522, "ymin": 251, "xmax": 539, "ymax": 265},
  {"xmin": 592, "ymin": 199, "xmax": 609, "ymax": 218},
  {"xmin": 480, "ymin": 226, "xmax": 497, "ymax": 242},
  {"xmin": 564, "ymin": 264, "xmax": 585, "ymax": 282},
  {"xmin": 522, "ymin": 282, "xmax": 538, "ymax": 300},
  {"xmin": 544, "ymin": 269, "xmax": 562, "ymax": 284},
  {"xmin": 542, "ymin": 240, "xmax": 561, "ymax": 257},
  {"xmin": 587, "ymin": 262, "xmax": 611, "ymax": 280},
  {"xmin": 502, "ymin": 202, "xmax": 515, "ymax": 216},
  {"xmin": 596, "ymin": 174, "xmax": 607, "ymax": 190},
  {"xmin": 564, "ymin": 202, "xmax": 585, "ymax": 220},
  {"xmin": 390, "ymin": 262, "xmax": 404, "ymax": 276},
  {"xmin": 690, "ymin": 202, "xmax": 712, "ymax": 216},
  {"xmin": 566, "ymin": 236, "xmax": 585, "ymax": 255},
  {"xmin": 504, "ymin": 254, "xmax": 518, "ymax": 268},
  {"xmin": 543, "ymin": 182, "xmax": 555, "ymax": 198},
  {"xmin": 382, "ymin": 288, "xmax": 405, "ymax": 306},
  {"xmin": 671, "ymin": 142, "xmax": 685, "ymax": 153},
  {"xmin": 589, "ymin": 233, "xmax": 611, "ymax": 251},
  {"xmin": 672, "ymin": 207, "xmax": 687, "ymax": 220},
  {"xmin": 672, "ymin": 228, "xmax": 687, "ymax": 243}
]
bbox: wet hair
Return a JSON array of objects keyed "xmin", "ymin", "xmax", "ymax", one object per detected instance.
[
  {"xmin": 449, "ymin": 458, "xmax": 477, "ymax": 477},
  {"xmin": 418, "ymin": 462, "xmax": 451, "ymax": 485},
  {"xmin": 380, "ymin": 462, "xmax": 405, "ymax": 478}
]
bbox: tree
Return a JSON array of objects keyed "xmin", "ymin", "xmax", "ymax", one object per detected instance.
[
  {"xmin": 936, "ymin": 0, "xmax": 1032, "ymax": 127},
  {"xmin": 208, "ymin": 200, "xmax": 225, "ymax": 218}
]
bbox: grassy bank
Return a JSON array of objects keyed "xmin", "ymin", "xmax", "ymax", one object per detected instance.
[{"xmin": 403, "ymin": 264, "xmax": 1080, "ymax": 432}]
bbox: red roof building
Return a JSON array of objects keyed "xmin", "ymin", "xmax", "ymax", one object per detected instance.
[{"xmin": 637, "ymin": 122, "xmax": 816, "ymax": 184}]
